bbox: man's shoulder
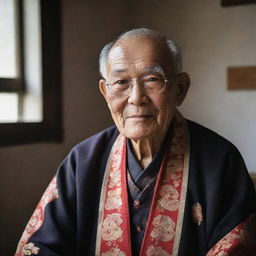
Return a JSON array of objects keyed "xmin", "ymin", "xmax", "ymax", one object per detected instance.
[
  {"xmin": 187, "ymin": 119, "xmax": 239, "ymax": 154},
  {"xmin": 73, "ymin": 125, "xmax": 119, "ymax": 153},
  {"xmin": 59, "ymin": 126, "xmax": 119, "ymax": 171}
]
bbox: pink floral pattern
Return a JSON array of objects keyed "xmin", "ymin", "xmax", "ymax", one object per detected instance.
[
  {"xmin": 15, "ymin": 176, "xmax": 59, "ymax": 256},
  {"xmin": 140, "ymin": 112, "xmax": 188, "ymax": 255},
  {"xmin": 150, "ymin": 215, "xmax": 175, "ymax": 242},
  {"xmin": 102, "ymin": 247, "xmax": 126, "ymax": 256},
  {"xmin": 105, "ymin": 188, "xmax": 122, "ymax": 210},
  {"xmin": 157, "ymin": 185, "xmax": 179, "ymax": 211},
  {"xmin": 102, "ymin": 213, "xmax": 123, "ymax": 242},
  {"xmin": 99, "ymin": 136, "xmax": 128, "ymax": 254},
  {"xmin": 206, "ymin": 223, "xmax": 244, "ymax": 256},
  {"xmin": 22, "ymin": 242, "xmax": 39, "ymax": 255},
  {"xmin": 206, "ymin": 214, "xmax": 256, "ymax": 255},
  {"xmin": 146, "ymin": 245, "xmax": 170, "ymax": 256},
  {"xmin": 192, "ymin": 202, "xmax": 203, "ymax": 226},
  {"xmin": 98, "ymin": 112, "xmax": 189, "ymax": 256}
]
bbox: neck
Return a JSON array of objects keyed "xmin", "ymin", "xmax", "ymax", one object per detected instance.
[{"xmin": 130, "ymin": 135, "xmax": 164, "ymax": 169}]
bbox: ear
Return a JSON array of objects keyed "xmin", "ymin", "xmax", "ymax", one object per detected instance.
[
  {"xmin": 99, "ymin": 79, "xmax": 107, "ymax": 100},
  {"xmin": 175, "ymin": 72, "xmax": 190, "ymax": 106}
]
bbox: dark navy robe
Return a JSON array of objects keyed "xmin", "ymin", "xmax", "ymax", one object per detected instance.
[{"xmin": 16, "ymin": 120, "xmax": 256, "ymax": 256}]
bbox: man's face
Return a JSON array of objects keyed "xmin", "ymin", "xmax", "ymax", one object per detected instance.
[{"xmin": 99, "ymin": 36, "xmax": 188, "ymax": 141}]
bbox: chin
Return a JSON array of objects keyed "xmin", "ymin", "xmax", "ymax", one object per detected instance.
[{"xmin": 123, "ymin": 126, "xmax": 156, "ymax": 140}]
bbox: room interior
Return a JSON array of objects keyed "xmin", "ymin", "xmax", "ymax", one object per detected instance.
[{"xmin": 0, "ymin": 0, "xmax": 255, "ymax": 255}]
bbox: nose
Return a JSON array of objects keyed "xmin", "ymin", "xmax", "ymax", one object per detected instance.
[{"xmin": 127, "ymin": 80, "xmax": 149, "ymax": 105}]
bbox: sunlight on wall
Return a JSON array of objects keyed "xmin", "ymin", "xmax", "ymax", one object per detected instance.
[
  {"xmin": 0, "ymin": 0, "xmax": 42, "ymax": 123},
  {"xmin": 0, "ymin": 0, "xmax": 18, "ymax": 78},
  {"xmin": 0, "ymin": 93, "xmax": 18, "ymax": 122}
]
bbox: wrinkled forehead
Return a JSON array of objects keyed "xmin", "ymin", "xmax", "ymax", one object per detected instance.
[{"xmin": 106, "ymin": 36, "xmax": 172, "ymax": 76}]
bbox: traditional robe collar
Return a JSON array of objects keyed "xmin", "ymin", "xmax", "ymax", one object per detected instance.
[{"xmin": 96, "ymin": 111, "xmax": 190, "ymax": 256}]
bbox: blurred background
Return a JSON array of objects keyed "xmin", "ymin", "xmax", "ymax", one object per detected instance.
[{"xmin": 0, "ymin": 0, "xmax": 255, "ymax": 255}]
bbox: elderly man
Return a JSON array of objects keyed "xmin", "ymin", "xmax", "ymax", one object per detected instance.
[{"xmin": 16, "ymin": 28, "xmax": 256, "ymax": 256}]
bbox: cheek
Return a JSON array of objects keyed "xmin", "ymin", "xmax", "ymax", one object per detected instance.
[
  {"xmin": 155, "ymin": 94, "xmax": 176, "ymax": 124},
  {"xmin": 107, "ymin": 96, "xmax": 127, "ymax": 113},
  {"xmin": 106, "ymin": 96, "xmax": 128, "ymax": 131}
]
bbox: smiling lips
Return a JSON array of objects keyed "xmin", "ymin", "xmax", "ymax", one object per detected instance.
[{"xmin": 126, "ymin": 114, "xmax": 154, "ymax": 120}]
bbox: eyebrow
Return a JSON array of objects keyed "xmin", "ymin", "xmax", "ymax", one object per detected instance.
[
  {"xmin": 144, "ymin": 66, "xmax": 165, "ymax": 76},
  {"xmin": 111, "ymin": 65, "xmax": 166, "ymax": 76},
  {"xmin": 112, "ymin": 68, "xmax": 129, "ymax": 75}
]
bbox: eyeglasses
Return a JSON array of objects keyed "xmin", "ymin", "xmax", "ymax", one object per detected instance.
[{"xmin": 105, "ymin": 74, "xmax": 168, "ymax": 96}]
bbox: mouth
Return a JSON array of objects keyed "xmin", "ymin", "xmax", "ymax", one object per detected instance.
[{"xmin": 126, "ymin": 114, "xmax": 154, "ymax": 120}]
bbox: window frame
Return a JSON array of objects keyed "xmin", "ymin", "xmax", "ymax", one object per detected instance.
[{"xmin": 0, "ymin": 0, "xmax": 62, "ymax": 146}]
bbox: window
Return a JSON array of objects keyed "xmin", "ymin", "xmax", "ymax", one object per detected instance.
[
  {"xmin": 0, "ymin": 0, "xmax": 23, "ymax": 123},
  {"xmin": 0, "ymin": 0, "xmax": 62, "ymax": 145},
  {"xmin": 0, "ymin": 0, "xmax": 23, "ymax": 84}
]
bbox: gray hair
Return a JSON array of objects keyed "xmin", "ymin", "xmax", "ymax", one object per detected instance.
[{"xmin": 99, "ymin": 28, "xmax": 182, "ymax": 78}]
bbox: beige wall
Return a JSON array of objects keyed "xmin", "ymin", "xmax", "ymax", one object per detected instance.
[{"xmin": 1, "ymin": 0, "xmax": 256, "ymax": 255}]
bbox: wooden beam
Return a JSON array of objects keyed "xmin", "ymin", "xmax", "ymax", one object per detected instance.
[
  {"xmin": 222, "ymin": 0, "xmax": 256, "ymax": 6},
  {"xmin": 228, "ymin": 66, "xmax": 256, "ymax": 90}
]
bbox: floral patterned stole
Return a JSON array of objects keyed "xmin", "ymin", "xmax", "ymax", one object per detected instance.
[{"xmin": 96, "ymin": 112, "xmax": 190, "ymax": 256}]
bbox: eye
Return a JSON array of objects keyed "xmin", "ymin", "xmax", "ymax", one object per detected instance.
[
  {"xmin": 146, "ymin": 76, "xmax": 160, "ymax": 82},
  {"xmin": 114, "ymin": 80, "xmax": 129, "ymax": 85},
  {"xmin": 144, "ymin": 75, "xmax": 163, "ymax": 84}
]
